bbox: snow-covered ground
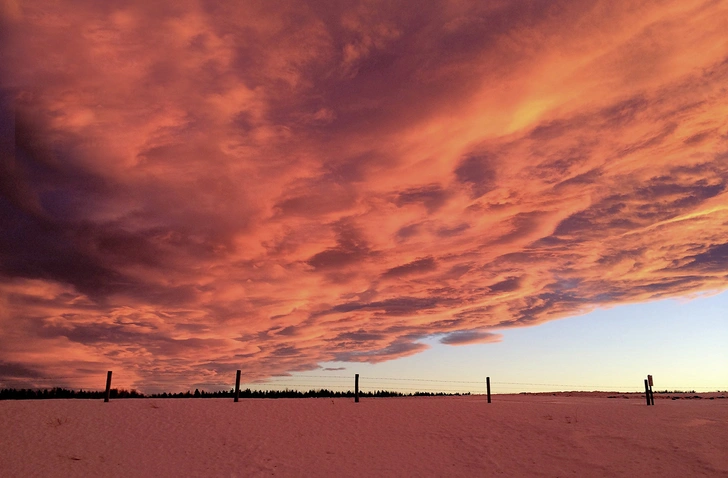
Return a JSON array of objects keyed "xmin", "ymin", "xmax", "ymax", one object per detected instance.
[{"xmin": 2, "ymin": 394, "xmax": 726, "ymax": 477}]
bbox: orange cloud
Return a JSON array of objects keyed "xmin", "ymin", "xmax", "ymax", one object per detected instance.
[{"xmin": 1, "ymin": 0, "xmax": 727, "ymax": 392}]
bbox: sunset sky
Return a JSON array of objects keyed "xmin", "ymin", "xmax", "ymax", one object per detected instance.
[{"xmin": 1, "ymin": 0, "xmax": 727, "ymax": 394}]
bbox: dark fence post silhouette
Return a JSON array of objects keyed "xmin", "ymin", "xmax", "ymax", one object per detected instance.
[
  {"xmin": 355, "ymin": 374, "xmax": 359, "ymax": 403},
  {"xmin": 234, "ymin": 370, "xmax": 241, "ymax": 402},
  {"xmin": 104, "ymin": 371, "xmax": 112, "ymax": 402},
  {"xmin": 647, "ymin": 375, "xmax": 655, "ymax": 406},
  {"xmin": 644, "ymin": 379, "xmax": 651, "ymax": 406},
  {"xmin": 486, "ymin": 377, "xmax": 491, "ymax": 403}
]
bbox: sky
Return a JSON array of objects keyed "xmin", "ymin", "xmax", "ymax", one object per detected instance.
[
  {"xmin": 280, "ymin": 290, "xmax": 728, "ymax": 394},
  {"xmin": 0, "ymin": 0, "xmax": 727, "ymax": 394}
]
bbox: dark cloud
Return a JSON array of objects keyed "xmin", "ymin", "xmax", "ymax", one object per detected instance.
[
  {"xmin": 382, "ymin": 257, "xmax": 436, "ymax": 278},
  {"xmin": 0, "ymin": 117, "xmax": 125, "ymax": 295},
  {"xmin": 36, "ymin": 322, "xmax": 154, "ymax": 345},
  {"xmin": 528, "ymin": 118, "xmax": 571, "ymax": 141},
  {"xmin": 395, "ymin": 184, "xmax": 449, "ymax": 212},
  {"xmin": 174, "ymin": 323, "xmax": 211, "ymax": 333},
  {"xmin": 271, "ymin": 346, "xmax": 299, "ymax": 357},
  {"xmin": 437, "ymin": 222, "xmax": 471, "ymax": 238},
  {"xmin": 682, "ymin": 243, "xmax": 728, "ymax": 273},
  {"xmin": 599, "ymin": 96, "xmax": 649, "ymax": 127},
  {"xmin": 553, "ymin": 163, "xmax": 727, "ymax": 239},
  {"xmin": 635, "ymin": 177, "xmax": 725, "ymax": 205},
  {"xmin": 440, "ymin": 330, "xmax": 502, "ymax": 345},
  {"xmin": 307, "ymin": 220, "xmax": 373, "ymax": 270},
  {"xmin": 490, "ymin": 212, "xmax": 544, "ymax": 245},
  {"xmin": 454, "ymin": 154, "xmax": 497, "ymax": 198},
  {"xmin": 553, "ymin": 169, "xmax": 602, "ymax": 190},
  {"xmin": 334, "ymin": 339, "xmax": 428, "ymax": 363},
  {"xmin": 275, "ymin": 189, "xmax": 357, "ymax": 217},
  {"xmin": 321, "ymin": 296, "xmax": 443, "ymax": 317},
  {"xmin": 307, "ymin": 247, "xmax": 369, "ymax": 271},
  {"xmin": 0, "ymin": 360, "xmax": 44, "ymax": 379},
  {"xmin": 488, "ymin": 277, "xmax": 521, "ymax": 293},
  {"xmin": 396, "ymin": 223, "xmax": 421, "ymax": 240},
  {"xmin": 683, "ymin": 130, "xmax": 715, "ymax": 145},
  {"xmin": 0, "ymin": 204, "xmax": 127, "ymax": 298},
  {"xmin": 276, "ymin": 326, "xmax": 299, "ymax": 336},
  {"xmin": 333, "ymin": 330, "xmax": 385, "ymax": 343}
]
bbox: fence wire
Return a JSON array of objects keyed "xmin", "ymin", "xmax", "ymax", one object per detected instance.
[{"xmin": 1, "ymin": 372, "xmax": 723, "ymax": 395}]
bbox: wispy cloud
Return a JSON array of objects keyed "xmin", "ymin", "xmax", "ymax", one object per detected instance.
[{"xmin": 1, "ymin": 0, "xmax": 727, "ymax": 391}]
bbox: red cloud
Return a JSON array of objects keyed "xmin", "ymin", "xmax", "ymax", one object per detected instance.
[{"xmin": 1, "ymin": 0, "xmax": 727, "ymax": 392}]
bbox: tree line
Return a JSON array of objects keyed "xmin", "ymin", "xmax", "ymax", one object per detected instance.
[
  {"xmin": 0, "ymin": 387, "xmax": 469, "ymax": 400},
  {"xmin": 0, "ymin": 387, "xmax": 143, "ymax": 400}
]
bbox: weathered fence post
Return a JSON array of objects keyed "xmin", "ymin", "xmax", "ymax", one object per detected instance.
[
  {"xmin": 355, "ymin": 374, "xmax": 359, "ymax": 403},
  {"xmin": 644, "ymin": 379, "xmax": 651, "ymax": 406},
  {"xmin": 648, "ymin": 374, "xmax": 655, "ymax": 406},
  {"xmin": 486, "ymin": 376, "xmax": 491, "ymax": 403},
  {"xmin": 104, "ymin": 371, "xmax": 112, "ymax": 403},
  {"xmin": 234, "ymin": 370, "xmax": 241, "ymax": 402}
]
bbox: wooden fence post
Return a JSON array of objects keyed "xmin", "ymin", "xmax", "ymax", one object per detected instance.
[
  {"xmin": 234, "ymin": 370, "xmax": 241, "ymax": 402},
  {"xmin": 355, "ymin": 374, "xmax": 359, "ymax": 403},
  {"xmin": 104, "ymin": 371, "xmax": 112, "ymax": 403},
  {"xmin": 644, "ymin": 379, "xmax": 651, "ymax": 406},
  {"xmin": 486, "ymin": 376, "xmax": 491, "ymax": 403},
  {"xmin": 648, "ymin": 375, "xmax": 655, "ymax": 406}
]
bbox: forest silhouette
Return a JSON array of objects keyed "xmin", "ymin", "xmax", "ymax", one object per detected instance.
[{"xmin": 0, "ymin": 387, "xmax": 469, "ymax": 400}]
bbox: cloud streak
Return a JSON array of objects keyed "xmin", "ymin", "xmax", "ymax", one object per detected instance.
[{"xmin": 1, "ymin": 0, "xmax": 727, "ymax": 391}]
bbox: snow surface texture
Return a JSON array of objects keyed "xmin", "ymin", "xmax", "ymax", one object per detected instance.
[{"xmin": 1, "ymin": 394, "xmax": 726, "ymax": 477}]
